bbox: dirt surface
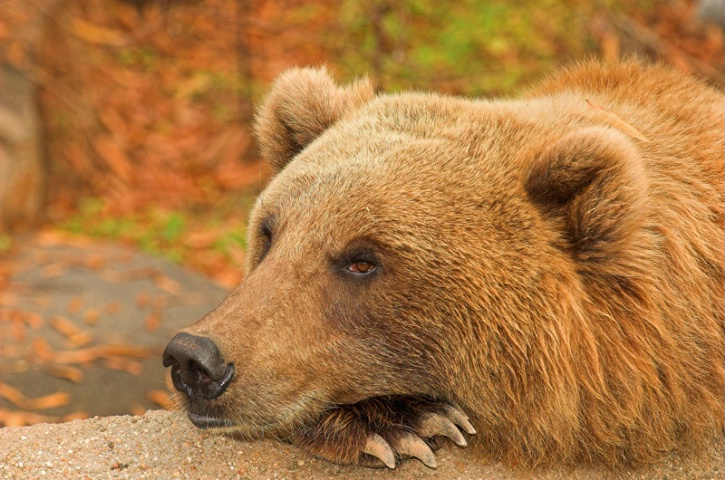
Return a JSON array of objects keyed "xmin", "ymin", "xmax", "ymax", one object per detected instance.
[{"xmin": 0, "ymin": 409, "xmax": 721, "ymax": 480}]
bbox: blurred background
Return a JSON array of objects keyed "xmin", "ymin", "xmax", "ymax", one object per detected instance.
[{"xmin": 0, "ymin": 0, "xmax": 722, "ymax": 427}]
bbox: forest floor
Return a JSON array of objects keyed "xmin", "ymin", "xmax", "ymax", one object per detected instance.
[{"xmin": 0, "ymin": 231, "xmax": 229, "ymax": 425}]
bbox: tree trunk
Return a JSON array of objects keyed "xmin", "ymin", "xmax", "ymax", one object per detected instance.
[{"xmin": 0, "ymin": 65, "xmax": 45, "ymax": 231}]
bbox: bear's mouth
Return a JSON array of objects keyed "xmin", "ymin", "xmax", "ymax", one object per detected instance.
[
  {"xmin": 179, "ymin": 391, "xmax": 325, "ymax": 438},
  {"xmin": 182, "ymin": 394, "xmax": 474, "ymax": 444},
  {"xmin": 187, "ymin": 412, "xmax": 235, "ymax": 429}
]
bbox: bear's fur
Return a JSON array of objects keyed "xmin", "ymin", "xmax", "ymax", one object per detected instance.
[{"xmin": 177, "ymin": 60, "xmax": 724, "ymax": 469}]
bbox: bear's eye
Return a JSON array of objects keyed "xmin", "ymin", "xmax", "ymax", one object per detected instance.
[
  {"xmin": 259, "ymin": 217, "xmax": 274, "ymax": 261},
  {"xmin": 260, "ymin": 235, "xmax": 271, "ymax": 259},
  {"xmin": 348, "ymin": 260, "xmax": 376, "ymax": 274},
  {"xmin": 337, "ymin": 246, "xmax": 381, "ymax": 279}
]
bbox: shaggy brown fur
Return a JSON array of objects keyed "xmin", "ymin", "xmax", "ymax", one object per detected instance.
[{"xmin": 175, "ymin": 60, "xmax": 724, "ymax": 469}]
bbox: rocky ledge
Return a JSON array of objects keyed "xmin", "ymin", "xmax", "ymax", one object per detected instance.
[{"xmin": 0, "ymin": 409, "xmax": 722, "ymax": 480}]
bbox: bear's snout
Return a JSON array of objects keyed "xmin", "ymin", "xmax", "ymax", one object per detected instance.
[{"xmin": 162, "ymin": 332, "xmax": 235, "ymax": 401}]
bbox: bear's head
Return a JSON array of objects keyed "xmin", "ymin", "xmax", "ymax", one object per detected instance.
[{"xmin": 163, "ymin": 67, "xmax": 648, "ymax": 466}]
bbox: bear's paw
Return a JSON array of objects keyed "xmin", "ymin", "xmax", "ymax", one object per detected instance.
[{"xmin": 291, "ymin": 397, "xmax": 475, "ymax": 469}]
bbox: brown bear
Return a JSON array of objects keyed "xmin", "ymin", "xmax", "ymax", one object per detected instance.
[{"xmin": 163, "ymin": 59, "xmax": 724, "ymax": 470}]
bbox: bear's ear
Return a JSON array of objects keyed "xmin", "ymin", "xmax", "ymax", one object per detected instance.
[
  {"xmin": 525, "ymin": 127, "xmax": 648, "ymax": 262},
  {"xmin": 254, "ymin": 67, "xmax": 375, "ymax": 173}
]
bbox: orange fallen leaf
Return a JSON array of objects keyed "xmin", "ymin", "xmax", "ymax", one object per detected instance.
[
  {"xmin": 50, "ymin": 316, "xmax": 93, "ymax": 346},
  {"xmin": 32, "ymin": 338, "xmax": 55, "ymax": 362},
  {"xmin": 184, "ymin": 231, "xmax": 218, "ymax": 249},
  {"xmin": 0, "ymin": 382, "xmax": 71, "ymax": 410},
  {"xmin": 131, "ymin": 404, "xmax": 147, "ymax": 416},
  {"xmin": 152, "ymin": 274, "xmax": 182, "ymax": 295},
  {"xmin": 23, "ymin": 392, "xmax": 72, "ymax": 411},
  {"xmin": 0, "ymin": 292, "xmax": 17, "ymax": 307},
  {"xmin": 214, "ymin": 270, "xmax": 241, "ymax": 289},
  {"xmin": 68, "ymin": 297, "xmax": 84, "ymax": 314},
  {"xmin": 85, "ymin": 254, "xmax": 106, "ymax": 270},
  {"xmin": 68, "ymin": 332, "xmax": 93, "ymax": 346},
  {"xmin": 100, "ymin": 344, "xmax": 153, "ymax": 358},
  {"xmin": 0, "ymin": 343, "xmax": 24, "ymax": 360},
  {"xmin": 34, "ymin": 230, "xmax": 93, "ymax": 247},
  {"xmin": 136, "ymin": 291, "xmax": 151, "ymax": 308},
  {"xmin": 94, "ymin": 135, "xmax": 134, "ymax": 183},
  {"xmin": 144, "ymin": 312, "xmax": 161, "ymax": 332},
  {"xmin": 54, "ymin": 348, "xmax": 100, "ymax": 364},
  {"xmin": 83, "ymin": 308, "xmax": 100, "ymax": 325},
  {"xmin": 102, "ymin": 356, "xmax": 143, "ymax": 375},
  {"xmin": 32, "ymin": 339, "xmax": 153, "ymax": 364},
  {"xmin": 0, "ymin": 409, "xmax": 50, "ymax": 427},
  {"xmin": 62, "ymin": 411, "xmax": 89, "ymax": 422},
  {"xmin": 24, "ymin": 311, "xmax": 43, "ymax": 329},
  {"xmin": 0, "ymin": 409, "xmax": 20, "ymax": 427},
  {"xmin": 0, "ymin": 382, "xmax": 25, "ymax": 407},
  {"xmin": 43, "ymin": 364, "xmax": 85, "ymax": 383},
  {"xmin": 0, "ymin": 408, "xmax": 88, "ymax": 427},
  {"xmin": 50, "ymin": 315, "xmax": 76, "ymax": 335},
  {"xmin": 71, "ymin": 18, "xmax": 125, "ymax": 47},
  {"xmin": 146, "ymin": 390, "xmax": 173, "ymax": 410}
]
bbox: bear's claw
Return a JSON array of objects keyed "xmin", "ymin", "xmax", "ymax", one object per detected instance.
[
  {"xmin": 362, "ymin": 433, "xmax": 396, "ymax": 469},
  {"xmin": 417, "ymin": 411, "xmax": 467, "ymax": 447},
  {"xmin": 441, "ymin": 403, "xmax": 477, "ymax": 435},
  {"xmin": 394, "ymin": 432, "xmax": 438, "ymax": 468},
  {"xmin": 359, "ymin": 400, "xmax": 474, "ymax": 469}
]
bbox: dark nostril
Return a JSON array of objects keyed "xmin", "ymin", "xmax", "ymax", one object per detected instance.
[
  {"xmin": 162, "ymin": 332, "xmax": 235, "ymax": 400},
  {"xmin": 162, "ymin": 332, "xmax": 226, "ymax": 380}
]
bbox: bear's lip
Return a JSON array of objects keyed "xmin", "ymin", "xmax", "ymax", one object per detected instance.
[{"xmin": 187, "ymin": 412, "xmax": 234, "ymax": 429}]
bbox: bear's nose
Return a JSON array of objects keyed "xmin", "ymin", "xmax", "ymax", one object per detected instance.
[{"xmin": 162, "ymin": 332, "xmax": 235, "ymax": 400}]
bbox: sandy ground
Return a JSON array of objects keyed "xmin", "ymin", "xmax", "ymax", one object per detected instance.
[{"xmin": 0, "ymin": 409, "xmax": 722, "ymax": 480}]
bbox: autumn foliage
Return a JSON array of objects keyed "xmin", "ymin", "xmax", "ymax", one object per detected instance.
[{"xmin": 0, "ymin": 0, "xmax": 722, "ymax": 217}]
